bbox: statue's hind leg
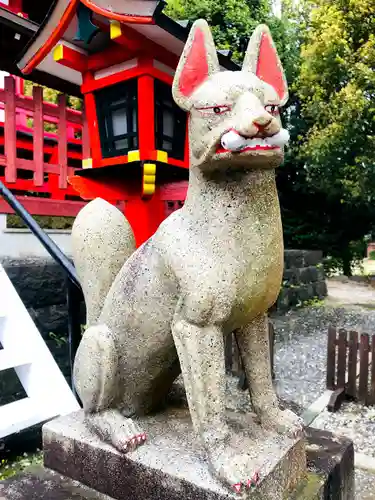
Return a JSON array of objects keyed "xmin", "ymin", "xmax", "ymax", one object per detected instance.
[{"xmin": 74, "ymin": 324, "xmax": 146, "ymax": 452}]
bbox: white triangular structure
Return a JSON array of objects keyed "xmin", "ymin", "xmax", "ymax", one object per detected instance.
[{"xmin": 0, "ymin": 263, "xmax": 79, "ymax": 438}]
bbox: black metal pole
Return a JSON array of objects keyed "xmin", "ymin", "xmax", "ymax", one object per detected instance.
[
  {"xmin": 66, "ymin": 277, "xmax": 84, "ymax": 403},
  {"xmin": 0, "ymin": 180, "xmax": 80, "ymax": 288}
]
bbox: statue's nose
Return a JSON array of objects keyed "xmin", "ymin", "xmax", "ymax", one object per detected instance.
[
  {"xmin": 238, "ymin": 114, "xmax": 278, "ymax": 139},
  {"xmin": 253, "ymin": 116, "xmax": 273, "ymax": 130},
  {"xmin": 239, "ymin": 117, "xmax": 273, "ymax": 138}
]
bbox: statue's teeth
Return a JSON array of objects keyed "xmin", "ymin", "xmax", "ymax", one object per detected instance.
[
  {"xmin": 220, "ymin": 128, "xmax": 290, "ymax": 151},
  {"xmin": 221, "ymin": 130, "xmax": 247, "ymax": 151}
]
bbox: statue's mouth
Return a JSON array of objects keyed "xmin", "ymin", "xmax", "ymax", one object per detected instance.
[{"xmin": 216, "ymin": 129, "xmax": 289, "ymax": 155}]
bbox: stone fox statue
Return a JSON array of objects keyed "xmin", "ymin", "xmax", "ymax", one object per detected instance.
[{"xmin": 72, "ymin": 20, "xmax": 303, "ymax": 492}]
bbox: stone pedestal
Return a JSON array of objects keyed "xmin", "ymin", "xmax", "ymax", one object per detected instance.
[
  {"xmin": 37, "ymin": 377, "xmax": 354, "ymax": 500},
  {"xmin": 43, "ymin": 409, "xmax": 306, "ymax": 500},
  {"xmin": 0, "ymin": 415, "xmax": 354, "ymax": 500}
]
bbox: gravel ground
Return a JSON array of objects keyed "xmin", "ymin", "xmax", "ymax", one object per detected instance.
[
  {"xmin": 272, "ymin": 302, "xmax": 375, "ymax": 410},
  {"xmin": 312, "ymin": 402, "xmax": 375, "ymax": 457},
  {"xmin": 356, "ymin": 469, "xmax": 375, "ymax": 500},
  {"xmin": 271, "ymin": 279, "xmax": 375, "ymax": 498}
]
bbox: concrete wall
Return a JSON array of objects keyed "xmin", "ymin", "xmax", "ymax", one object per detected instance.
[
  {"xmin": 0, "ymin": 215, "xmax": 72, "ymax": 259},
  {"xmin": 0, "ymin": 251, "xmax": 326, "ymax": 407}
]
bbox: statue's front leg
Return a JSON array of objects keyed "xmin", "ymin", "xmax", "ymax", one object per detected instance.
[
  {"xmin": 74, "ymin": 324, "xmax": 146, "ymax": 452},
  {"xmin": 172, "ymin": 312, "xmax": 262, "ymax": 493},
  {"xmin": 236, "ymin": 314, "xmax": 304, "ymax": 438}
]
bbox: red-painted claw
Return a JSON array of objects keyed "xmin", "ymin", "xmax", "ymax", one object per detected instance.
[
  {"xmin": 294, "ymin": 429, "xmax": 303, "ymax": 439},
  {"xmin": 122, "ymin": 434, "xmax": 147, "ymax": 451},
  {"xmin": 246, "ymin": 471, "xmax": 260, "ymax": 489},
  {"xmin": 232, "ymin": 482, "xmax": 242, "ymax": 494}
]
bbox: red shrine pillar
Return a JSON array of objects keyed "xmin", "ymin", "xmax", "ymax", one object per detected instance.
[{"xmin": 125, "ymin": 191, "xmax": 166, "ymax": 248}]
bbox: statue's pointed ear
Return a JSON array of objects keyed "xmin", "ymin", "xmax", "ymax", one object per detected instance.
[
  {"xmin": 172, "ymin": 19, "xmax": 220, "ymax": 110},
  {"xmin": 242, "ymin": 24, "xmax": 288, "ymax": 106}
]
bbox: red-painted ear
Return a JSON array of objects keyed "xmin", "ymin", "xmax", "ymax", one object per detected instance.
[
  {"xmin": 173, "ymin": 20, "xmax": 220, "ymax": 111},
  {"xmin": 243, "ymin": 25, "xmax": 288, "ymax": 105},
  {"xmin": 179, "ymin": 28, "xmax": 209, "ymax": 97},
  {"xmin": 256, "ymin": 32, "xmax": 286, "ymax": 102}
]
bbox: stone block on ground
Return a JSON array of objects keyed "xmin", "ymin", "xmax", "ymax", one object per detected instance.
[
  {"xmin": 294, "ymin": 284, "xmax": 315, "ymax": 303},
  {"xmin": 43, "ymin": 409, "xmax": 306, "ymax": 500},
  {"xmin": 303, "ymin": 250, "xmax": 323, "ymax": 267},
  {"xmin": 283, "ymin": 268, "xmax": 300, "ymax": 286},
  {"xmin": 0, "ymin": 466, "xmax": 112, "ymax": 500},
  {"xmin": 299, "ymin": 266, "xmax": 319, "ymax": 284},
  {"xmin": 284, "ymin": 250, "xmax": 324, "ymax": 270},
  {"xmin": 0, "ymin": 426, "xmax": 354, "ymax": 500},
  {"xmin": 305, "ymin": 427, "xmax": 354, "ymax": 499},
  {"xmin": 2, "ymin": 258, "xmax": 67, "ymax": 308},
  {"xmin": 313, "ymin": 280, "xmax": 328, "ymax": 299},
  {"xmin": 284, "ymin": 250, "xmax": 304, "ymax": 269}
]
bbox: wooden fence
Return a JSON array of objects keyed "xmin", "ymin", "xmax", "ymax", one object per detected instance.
[
  {"xmin": 326, "ymin": 326, "xmax": 375, "ymax": 411},
  {"xmin": 225, "ymin": 320, "xmax": 275, "ymax": 389},
  {"xmin": 0, "ymin": 76, "xmax": 89, "ymax": 217}
]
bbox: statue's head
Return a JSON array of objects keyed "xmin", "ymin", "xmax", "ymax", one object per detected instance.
[{"xmin": 172, "ymin": 20, "xmax": 289, "ymax": 172}]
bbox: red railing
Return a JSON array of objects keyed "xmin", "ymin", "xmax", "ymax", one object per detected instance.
[{"xmin": 0, "ymin": 76, "xmax": 89, "ymax": 216}]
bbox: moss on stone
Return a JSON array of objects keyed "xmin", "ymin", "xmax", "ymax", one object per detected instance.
[
  {"xmin": 0, "ymin": 452, "xmax": 43, "ymax": 481},
  {"xmin": 287, "ymin": 471, "xmax": 324, "ymax": 500}
]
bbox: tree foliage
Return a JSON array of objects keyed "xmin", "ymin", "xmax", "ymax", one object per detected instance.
[
  {"xmin": 22, "ymin": 81, "xmax": 82, "ymax": 133},
  {"xmin": 165, "ymin": 0, "xmax": 271, "ymax": 62},
  {"xmin": 289, "ymin": 0, "xmax": 375, "ymax": 274},
  {"xmin": 23, "ymin": 81, "xmax": 82, "ymax": 110}
]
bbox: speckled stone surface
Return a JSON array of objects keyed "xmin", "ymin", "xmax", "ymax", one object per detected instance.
[
  {"xmin": 0, "ymin": 467, "xmax": 113, "ymax": 500},
  {"xmin": 71, "ymin": 199, "xmax": 135, "ymax": 327},
  {"xmin": 0, "ymin": 429, "xmax": 354, "ymax": 500},
  {"xmin": 43, "ymin": 409, "xmax": 306, "ymax": 500},
  {"xmin": 71, "ymin": 19, "xmax": 304, "ymax": 491},
  {"xmin": 41, "ymin": 411, "xmax": 356, "ymax": 500}
]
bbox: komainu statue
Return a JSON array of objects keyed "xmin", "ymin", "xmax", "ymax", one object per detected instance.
[{"xmin": 72, "ymin": 19, "xmax": 304, "ymax": 494}]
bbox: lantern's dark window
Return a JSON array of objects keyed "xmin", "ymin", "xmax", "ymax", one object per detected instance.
[
  {"xmin": 95, "ymin": 80, "xmax": 138, "ymax": 158},
  {"xmin": 154, "ymin": 79, "xmax": 187, "ymax": 160}
]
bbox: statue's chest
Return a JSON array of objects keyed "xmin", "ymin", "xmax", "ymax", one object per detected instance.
[
  {"xmin": 162, "ymin": 197, "xmax": 284, "ymax": 325},
  {"xmin": 176, "ymin": 230, "xmax": 283, "ymax": 327},
  {"xmin": 211, "ymin": 240, "xmax": 283, "ymax": 298}
]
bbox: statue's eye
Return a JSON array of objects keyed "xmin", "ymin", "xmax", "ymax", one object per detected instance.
[
  {"xmin": 196, "ymin": 105, "xmax": 231, "ymax": 115},
  {"xmin": 265, "ymin": 104, "xmax": 279, "ymax": 116}
]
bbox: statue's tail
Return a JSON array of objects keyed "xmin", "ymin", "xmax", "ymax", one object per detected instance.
[{"xmin": 71, "ymin": 198, "xmax": 136, "ymax": 327}]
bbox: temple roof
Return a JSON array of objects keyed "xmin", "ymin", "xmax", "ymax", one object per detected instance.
[
  {"xmin": 0, "ymin": 3, "xmax": 80, "ymax": 95},
  {"xmin": 10, "ymin": 1, "xmax": 238, "ymax": 89}
]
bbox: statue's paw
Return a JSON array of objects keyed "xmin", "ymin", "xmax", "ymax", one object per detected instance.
[
  {"xmin": 259, "ymin": 407, "xmax": 304, "ymax": 439},
  {"xmin": 86, "ymin": 409, "xmax": 147, "ymax": 453},
  {"xmin": 209, "ymin": 448, "xmax": 262, "ymax": 496},
  {"xmin": 112, "ymin": 419, "xmax": 147, "ymax": 453}
]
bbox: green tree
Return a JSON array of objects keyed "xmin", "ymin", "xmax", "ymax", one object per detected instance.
[
  {"xmin": 168, "ymin": 0, "xmax": 375, "ymax": 275},
  {"xmin": 165, "ymin": 0, "xmax": 272, "ymax": 62},
  {"xmin": 291, "ymin": 0, "xmax": 375, "ymax": 274},
  {"xmin": 22, "ymin": 81, "xmax": 82, "ymax": 133},
  {"xmin": 23, "ymin": 81, "xmax": 82, "ymax": 110}
]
